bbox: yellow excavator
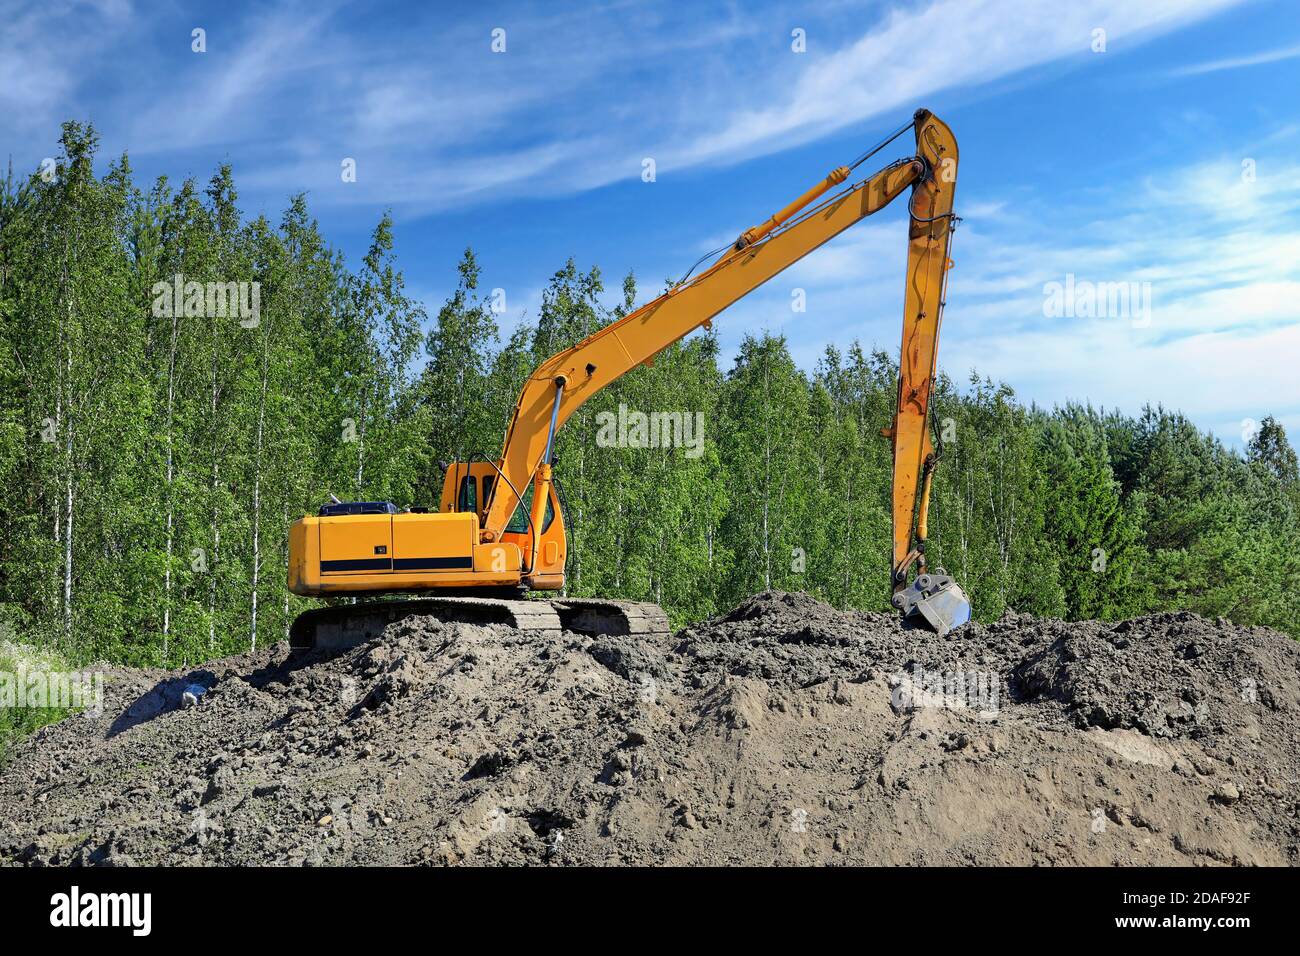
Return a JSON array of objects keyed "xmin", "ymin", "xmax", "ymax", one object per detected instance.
[{"xmin": 287, "ymin": 108, "xmax": 971, "ymax": 651}]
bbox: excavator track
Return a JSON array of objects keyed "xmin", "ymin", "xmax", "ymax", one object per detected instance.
[
  {"xmin": 289, "ymin": 596, "xmax": 671, "ymax": 654},
  {"xmin": 552, "ymin": 599, "xmax": 671, "ymax": 638}
]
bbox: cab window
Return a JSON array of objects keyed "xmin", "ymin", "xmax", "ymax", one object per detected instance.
[
  {"xmin": 457, "ymin": 475, "xmax": 476, "ymax": 513},
  {"xmin": 505, "ymin": 485, "xmax": 555, "ymax": 534}
]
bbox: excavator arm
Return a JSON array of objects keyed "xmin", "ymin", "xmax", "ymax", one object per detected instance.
[
  {"xmin": 482, "ymin": 109, "xmax": 969, "ymax": 631},
  {"xmin": 881, "ymin": 115, "xmax": 970, "ymax": 634}
]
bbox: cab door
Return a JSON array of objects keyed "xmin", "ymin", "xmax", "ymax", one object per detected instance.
[{"xmin": 502, "ymin": 481, "xmax": 566, "ymax": 583}]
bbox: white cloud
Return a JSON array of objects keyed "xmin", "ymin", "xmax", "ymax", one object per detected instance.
[
  {"xmin": 670, "ymin": 0, "xmax": 1243, "ymax": 170},
  {"xmin": 0, "ymin": 0, "xmax": 133, "ymax": 136},
  {"xmin": 5, "ymin": 0, "xmax": 1283, "ymax": 441},
  {"xmin": 1169, "ymin": 40, "xmax": 1300, "ymax": 76},
  {"xmin": 5, "ymin": 0, "xmax": 1241, "ymax": 215},
  {"xmin": 1146, "ymin": 155, "xmax": 1300, "ymax": 224}
]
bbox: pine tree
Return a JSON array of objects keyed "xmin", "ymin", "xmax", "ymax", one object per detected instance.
[
  {"xmin": 1247, "ymin": 416, "xmax": 1299, "ymax": 488},
  {"xmin": 1037, "ymin": 407, "xmax": 1142, "ymax": 619}
]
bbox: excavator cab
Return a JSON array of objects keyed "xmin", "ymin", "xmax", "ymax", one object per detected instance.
[
  {"xmin": 436, "ymin": 461, "xmax": 567, "ymax": 590},
  {"xmin": 286, "ymin": 460, "xmax": 566, "ymax": 601}
]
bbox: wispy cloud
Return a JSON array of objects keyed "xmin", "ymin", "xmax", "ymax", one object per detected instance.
[
  {"xmin": 5, "ymin": 0, "xmax": 1244, "ymax": 216},
  {"xmin": 1169, "ymin": 40, "xmax": 1300, "ymax": 76},
  {"xmin": 4, "ymin": 0, "xmax": 1285, "ymax": 444},
  {"xmin": 0, "ymin": 0, "xmax": 134, "ymax": 138},
  {"xmin": 668, "ymin": 0, "xmax": 1244, "ymax": 169}
]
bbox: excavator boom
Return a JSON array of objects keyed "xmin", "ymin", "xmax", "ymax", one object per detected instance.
[{"xmin": 481, "ymin": 148, "xmax": 924, "ymax": 545}]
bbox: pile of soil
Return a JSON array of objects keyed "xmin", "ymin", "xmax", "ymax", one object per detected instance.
[{"xmin": 2, "ymin": 592, "xmax": 1296, "ymax": 866}]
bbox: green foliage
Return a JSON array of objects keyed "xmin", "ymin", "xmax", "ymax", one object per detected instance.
[
  {"xmin": 718, "ymin": 334, "xmax": 813, "ymax": 604},
  {"xmin": 0, "ymin": 637, "xmax": 78, "ymax": 765},
  {"xmin": 1, "ymin": 126, "xmax": 1296, "ymax": 674},
  {"xmin": 1248, "ymin": 416, "xmax": 1299, "ymax": 483},
  {"xmin": 1036, "ymin": 406, "xmax": 1145, "ymax": 619}
]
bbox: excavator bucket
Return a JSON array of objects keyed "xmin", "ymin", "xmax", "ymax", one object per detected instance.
[{"xmin": 892, "ymin": 571, "xmax": 971, "ymax": 637}]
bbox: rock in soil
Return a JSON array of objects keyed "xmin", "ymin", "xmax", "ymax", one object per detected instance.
[{"xmin": 1, "ymin": 592, "xmax": 1296, "ymax": 866}]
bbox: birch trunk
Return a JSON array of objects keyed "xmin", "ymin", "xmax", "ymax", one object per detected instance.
[
  {"xmin": 208, "ymin": 315, "xmax": 220, "ymax": 652},
  {"xmin": 61, "ymin": 297, "xmax": 73, "ymax": 646},
  {"xmin": 162, "ymin": 312, "xmax": 178, "ymax": 660},
  {"xmin": 249, "ymin": 332, "xmax": 268, "ymax": 651}
]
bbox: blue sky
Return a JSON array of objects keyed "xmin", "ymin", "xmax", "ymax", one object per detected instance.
[{"xmin": 4, "ymin": 0, "xmax": 1298, "ymax": 447}]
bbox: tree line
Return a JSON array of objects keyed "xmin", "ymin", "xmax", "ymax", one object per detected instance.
[{"xmin": 2, "ymin": 124, "xmax": 1297, "ymax": 667}]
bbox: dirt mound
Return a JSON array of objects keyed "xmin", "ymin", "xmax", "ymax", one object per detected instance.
[
  {"xmin": 1, "ymin": 593, "xmax": 1296, "ymax": 866},
  {"xmin": 1015, "ymin": 612, "xmax": 1297, "ymax": 737}
]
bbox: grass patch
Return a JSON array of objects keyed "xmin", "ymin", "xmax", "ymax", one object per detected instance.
[{"xmin": 0, "ymin": 637, "xmax": 83, "ymax": 766}]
